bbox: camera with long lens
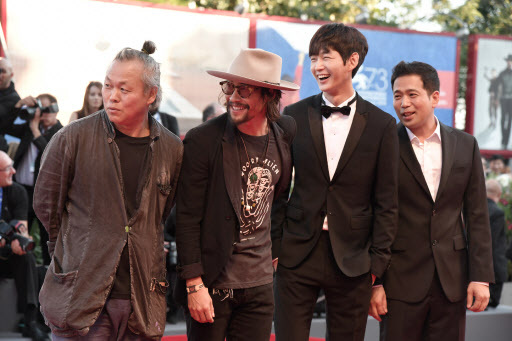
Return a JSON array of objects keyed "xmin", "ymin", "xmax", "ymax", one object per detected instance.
[
  {"xmin": 0, "ymin": 220, "xmax": 35, "ymax": 252},
  {"xmin": 19, "ymin": 99, "xmax": 59, "ymax": 121}
]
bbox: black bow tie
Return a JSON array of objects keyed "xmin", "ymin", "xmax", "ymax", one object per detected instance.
[{"xmin": 320, "ymin": 96, "xmax": 357, "ymax": 119}]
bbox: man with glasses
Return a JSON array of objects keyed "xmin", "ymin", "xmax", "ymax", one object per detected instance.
[
  {"xmin": 0, "ymin": 57, "xmax": 21, "ymax": 152},
  {"xmin": 0, "ymin": 151, "xmax": 48, "ymax": 341},
  {"xmin": 175, "ymin": 48, "xmax": 298, "ymax": 341}
]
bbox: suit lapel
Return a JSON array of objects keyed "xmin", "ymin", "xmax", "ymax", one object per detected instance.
[
  {"xmin": 435, "ymin": 123, "xmax": 456, "ymax": 202},
  {"xmin": 397, "ymin": 123, "xmax": 432, "ymax": 200},
  {"xmin": 271, "ymin": 121, "xmax": 292, "ymax": 199},
  {"xmin": 222, "ymin": 119, "xmax": 243, "ymax": 223},
  {"xmin": 308, "ymin": 94, "xmax": 330, "ymax": 181},
  {"xmin": 331, "ymin": 94, "xmax": 367, "ymax": 182}
]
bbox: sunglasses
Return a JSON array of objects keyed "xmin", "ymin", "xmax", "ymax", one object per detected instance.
[{"xmin": 220, "ymin": 81, "xmax": 255, "ymax": 99}]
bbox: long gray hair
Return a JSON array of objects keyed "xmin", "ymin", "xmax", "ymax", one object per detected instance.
[{"xmin": 112, "ymin": 41, "xmax": 161, "ymax": 112}]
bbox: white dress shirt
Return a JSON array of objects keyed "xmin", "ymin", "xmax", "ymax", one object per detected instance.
[
  {"xmin": 322, "ymin": 92, "xmax": 357, "ymax": 231},
  {"xmin": 405, "ymin": 116, "xmax": 442, "ymax": 201}
]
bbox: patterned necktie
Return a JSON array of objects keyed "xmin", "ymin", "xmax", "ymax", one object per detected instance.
[{"xmin": 320, "ymin": 95, "xmax": 357, "ymax": 119}]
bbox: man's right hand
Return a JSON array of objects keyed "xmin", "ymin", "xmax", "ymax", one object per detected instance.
[
  {"xmin": 11, "ymin": 239, "xmax": 26, "ymax": 256},
  {"xmin": 187, "ymin": 277, "xmax": 215, "ymax": 323},
  {"xmin": 369, "ymin": 286, "xmax": 387, "ymax": 322}
]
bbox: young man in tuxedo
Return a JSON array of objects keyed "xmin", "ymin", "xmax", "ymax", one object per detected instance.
[
  {"xmin": 272, "ymin": 23, "xmax": 399, "ymax": 340},
  {"xmin": 175, "ymin": 48, "xmax": 298, "ymax": 341},
  {"xmin": 369, "ymin": 61, "xmax": 494, "ymax": 341}
]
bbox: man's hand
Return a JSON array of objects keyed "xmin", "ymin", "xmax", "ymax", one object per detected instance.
[
  {"xmin": 467, "ymin": 282, "xmax": 490, "ymax": 312},
  {"xmin": 29, "ymin": 108, "xmax": 42, "ymax": 138},
  {"xmin": 369, "ymin": 286, "xmax": 387, "ymax": 322},
  {"xmin": 187, "ymin": 277, "xmax": 214, "ymax": 323},
  {"xmin": 164, "ymin": 241, "xmax": 169, "ymax": 254},
  {"xmin": 0, "ymin": 238, "xmax": 5, "ymax": 248},
  {"xmin": 11, "ymin": 239, "xmax": 26, "ymax": 256},
  {"xmin": 15, "ymin": 96, "xmax": 37, "ymax": 109}
]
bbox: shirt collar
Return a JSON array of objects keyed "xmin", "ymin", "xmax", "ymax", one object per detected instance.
[
  {"xmin": 406, "ymin": 116, "xmax": 441, "ymax": 143},
  {"xmin": 322, "ymin": 91, "xmax": 356, "ymax": 108}
]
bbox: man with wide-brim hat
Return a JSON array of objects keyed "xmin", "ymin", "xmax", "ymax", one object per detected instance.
[
  {"xmin": 175, "ymin": 48, "xmax": 299, "ymax": 341},
  {"xmin": 497, "ymin": 53, "xmax": 512, "ymax": 149}
]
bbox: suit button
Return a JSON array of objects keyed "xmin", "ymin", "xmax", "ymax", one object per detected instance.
[
  {"xmin": 233, "ymin": 242, "xmax": 237, "ymax": 246},
  {"xmin": 328, "ymin": 212, "xmax": 333, "ymax": 216},
  {"xmin": 328, "ymin": 186, "xmax": 334, "ymax": 192},
  {"xmin": 432, "ymin": 240, "xmax": 438, "ymax": 246},
  {"xmin": 432, "ymin": 209, "xmax": 437, "ymax": 216}
]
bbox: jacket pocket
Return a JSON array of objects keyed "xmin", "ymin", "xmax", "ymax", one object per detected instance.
[
  {"xmin": 40, "ymin": 258, "xmax": 78, "ymax": 328},
  {"xmin": 453, "ymin": 234, "xmax": 467, "ymax": 250},
  {"xmin": 350, "ymin": 215, "xmax": 373, "ymax": 230},
  {"xmin": 286, "ymin": 204, "xmax": 303, "ymax": 221}
]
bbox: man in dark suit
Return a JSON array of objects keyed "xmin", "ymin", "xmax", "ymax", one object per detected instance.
[
  {"xmin": 369, "ymin": 61, "xmax": 494, "ymax": 341},
  {"xmin": 9, "ymin": 93, "xmax": 63, "ymax": 265},
  {"xmin": 152, "ymin": 109, "xmax": 179, "ymax": 136},
  {"xmin": 175, "ymin": 48, "xmax": 298, "ymax": 341},
  {"xmin": 272, "ymin": 23, "xmax": 399, "ymax": 341},
  {"xmin": 486, "ymin": 179, "xmax": 508, "ymax": 308}
]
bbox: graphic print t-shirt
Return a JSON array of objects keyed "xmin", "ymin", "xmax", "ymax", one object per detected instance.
[{"xmin": 213, "ymin": 129, "xmax": 281, "ymax": 289}]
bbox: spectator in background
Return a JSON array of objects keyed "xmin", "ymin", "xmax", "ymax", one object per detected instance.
[
  {"xmin": 482, "ymin": 157, "xmax": 489, "ymax": 178},
  {"xmin": 497, "ymin": 54, "xmax": 512, "ymax": 150},
  {"xmin": 68, "ymin": 81, "xmax": 103, "ymax": 123},
  {"xmin": 486, "ymin": 179, "xmax": 508, "ymax": 308},
  {"xmin": 489, "ymin": 154, "xmax": 507, "ymax": 176},
  {"xmin": 151, "ymin": 107, "xmax": 180, "ymax": 136},
  {"xmin": 9, "ymin": 94, "xmax": 63, "ymax": 265},
  {"xmin": 202, "ymin": 102, "xmax": 224, "ymax": 122},
  {"xmin": 0, "ymin": 151, "xmax": 48, "ymax": 341},
  {"xmin": 0, "ymin": 57, "xmax": 21, "ymax": 152}
]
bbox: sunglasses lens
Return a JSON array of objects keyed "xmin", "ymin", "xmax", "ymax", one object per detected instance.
[
  {"xmin": 238, "ymin": 85, "xmax": 251, "ymax": 99},
  {"xmin": 221, "ymin": 82, "xmax": 235, "ymax": 95}
]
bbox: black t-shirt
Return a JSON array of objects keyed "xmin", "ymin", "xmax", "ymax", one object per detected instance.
[
  {"xmin": 213, "ymin": 129, "xmax": 281, "ymax": 289},
  {"xmin": 110, "ymin": 128, "xmax": 151, "ymax": 299}
]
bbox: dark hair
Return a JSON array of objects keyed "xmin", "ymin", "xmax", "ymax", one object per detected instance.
[
  {"xmin": 309, "ymin": 23, "xmax": 368, "ymax": 78},
  {"xmin": 37, "ymin": 93, "xmax": 58, "ymax": 105},
  {"xmin": 112, "ymin": 41, "xmax": 161, "ymax": 112},
  {"xmin": 219, "ymin": 87, "xmax": 282, "ymax": 123},
  {"xmin": 391, "ymin": 61, "xmax": 440, "ymax": 95},
  {"xmin": 76, "ymin": 81, "xmax": 103, "ymax": 119}
]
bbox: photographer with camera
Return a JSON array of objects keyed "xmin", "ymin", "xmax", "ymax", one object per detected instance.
[
  {"xmin": 0, "ymin": 150, "xmax": 48, "ymax": 341},
  {"xmin": 0, "ymin": 57, "xmax": 21, "ymax": 152},
  {"xmin": 9, "ymin": 93, "xmax": 62, "ymax": 266}
]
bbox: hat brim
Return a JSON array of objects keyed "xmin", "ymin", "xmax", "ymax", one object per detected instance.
[{"xmin": 207, "ymin": 70, "xmax": 300, "ymax": 91}]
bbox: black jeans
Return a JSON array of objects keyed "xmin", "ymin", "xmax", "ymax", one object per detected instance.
[{"xmin": 185, "ymin": 283, "xmax": 274, "ymax": 341}]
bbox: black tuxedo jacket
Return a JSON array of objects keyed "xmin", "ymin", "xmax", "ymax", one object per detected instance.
[
  {"xmin": 10, "ymin": 120, "xmax": 63, "ymax": 185},
  {"xmin": 383, "ymin": 122, "xmax": 494, "ymax": 303},
  {"xmin": 272, "ymin": 93, "xmax": 399, "ymax": 278},
  {"xmin": 175, "ymin": 113, "xmax": 296, "ymax": 303}
]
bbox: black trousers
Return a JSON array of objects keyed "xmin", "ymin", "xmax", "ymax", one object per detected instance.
[
  {"xmin": 0, "ymin": 252, "xmax": 39, "ymax": 313},
  {"xmin": 23, "ymin": 184, "xmax": 50, "ymax": 266},
  {"xmin": 500, "ymin": 98, "xmax": 512, "ymax": 148},
  {"xmin": 185, "ymin": 283, "xmax": 274, "ymax": 341},
  {"xmin": 380, "ymin": 271, "xmax": 466, "ymax": 341},
  {"xmin": 274, "ymin": 231, "xmax": 372, "ymax": 341}
]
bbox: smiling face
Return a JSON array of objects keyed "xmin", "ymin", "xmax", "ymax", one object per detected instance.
[
  {"xmin": 393, "ymin": 74, "xmax": 439, "ymax": 138},
  {"xmin": 0, "ymin": 152, "xmax": 15, "ymax": 187},
  {"xmin": 225, "ymin": 81, "xmax": 267, "ymax": 127},
  {"xmin": 310, "ymin": 48, "xmax": 356, "ymax": 103},
  {"xmin": 102, "ymin": 60, "xmax": 156, "ymax": 128}
]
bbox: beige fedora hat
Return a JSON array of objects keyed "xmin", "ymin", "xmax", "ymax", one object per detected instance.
[{"xmin": 207, "ymin": 48, "xmax": 300, "ymax": 91}]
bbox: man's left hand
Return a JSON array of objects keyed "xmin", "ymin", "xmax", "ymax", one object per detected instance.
[
  {"xmin": 467, "ymin": 282, "xmax": 490, "ymax": 312},
  {"xmin": 11, "ymin": 239, "xmax": 27, "ymax": 256}
]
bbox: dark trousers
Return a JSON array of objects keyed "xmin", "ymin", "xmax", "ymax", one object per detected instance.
[
  {"xmin": 185, "ymin": 283, "xmax": 274, "ymax": 341},
  {"xmin": 500, "ymin": 98, "xmax": 512, "ymax": 148},
  {"xmin": 380, "ymin": 271, "xmax": 466, "ymax": 341},
  {"xmin": 0, "ymin": 252, "xmax": 39, "ymax": 313},
  {"xmin": 274, "ymin": 231, "xmax": 372, "ymax": 341},
  {"xmin": 51, "ymin": 299, "xmax": 151, "ymax": 341},
  {"xmin": 23, "ymin": 184, "xmax": 50, "ymax": 266}
]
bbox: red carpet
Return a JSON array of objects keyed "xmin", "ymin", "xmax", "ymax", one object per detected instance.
[{"xmin": 162, "ymin": 336, "xmax": 324, "ymax": 341}]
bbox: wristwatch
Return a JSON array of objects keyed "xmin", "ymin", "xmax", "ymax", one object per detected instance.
[{"xmin": 186, "ymin": 283, "xmax": 205, "ymax": 294}]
